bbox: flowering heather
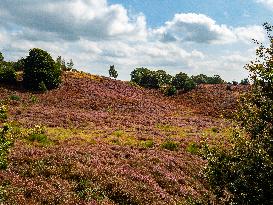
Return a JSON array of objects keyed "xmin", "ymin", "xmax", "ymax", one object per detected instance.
[{"xmin": 0, "ymin": 72, "xmax": 243, "ymax": 204}]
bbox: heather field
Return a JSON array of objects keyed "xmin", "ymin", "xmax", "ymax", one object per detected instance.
[{"xmin": 0, "ymin": 72, "xmax": 248, "ymax": 204}]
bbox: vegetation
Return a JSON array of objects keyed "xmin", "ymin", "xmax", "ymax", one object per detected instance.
[
  {"xmin": 203, "ymin": 23, "xmax": 273, "ymax": 204},
  {"xmin": 0, "ymin": 105, "xmax": 13, "ymax": 170},
  {"xmin": 0, "ymin": 53, "xmax": 16, "ymax": 85},
  {"xmin": 23, "ymin": 48, "xmax": 61, "ymax": 91},
  {"xmin": 109, "ymin": 65, "xmax": 118, "ymax": 79}
]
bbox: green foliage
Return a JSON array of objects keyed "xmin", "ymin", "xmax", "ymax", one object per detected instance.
[
  {"xmin": 141, "ymin": 140, "xmax": 154, "ymax": 148},
  {"xmin": 161, "ymin": 140, "xmax": 179, "ymax": 151},
  {"xmin": 172, "ymin": 72, "xmax": 196, "ymax": 92},
  {"xmin": 191, "ymin": 74, "xmax": 209, "ymax": 84},
  {"xmin": 0, "ymin": 106, "xmax": 13, "ymax": 170},
  {"xmin": 130, "ymin": 67, "xmax": 172, "ymax": 89},
  {"xmin": 0, "ymin": 64, "xmax": 16, "ymax": 84},
  {"xmin": 203, "ymin": 23, "xmax": 273, "ymax": 205},
  {"xmin": 186, "ymin": 142, "xmax": 199, "ymax": 154},
  {"xmin": 26, "ymin": 125, "xmax": 51, "ymax": 146},
  {"xmin": 0, "ymin": 106, "xmax": 8, "ymax": 122},
  {"xmin": 240, "ymin": 78, "xmax": 250, "ymax": 85},
  {"xmin": 9, "ymin": 95, "xmax": 20, "ymax": 101},
  {"xmin": 23, "ymin": 48, "xmax": 61, "ymax": 91},
  {"xmin": 12, "ymin": 58, "xmax": 25, "ymax": 71},
  {"xmin": 165, "ymin": 85, "xmax": 177, "ymax": 96},
  {"xmin": 29, "ymin": 95, "xmax": 38, "ymax": 103},
  {"xmin": 109, "ymin": 65, "xmax": 118, "ymax": 79},
  {"xmin": 206, "ymin": 75, "xmax": 225, "ymax": 84},
  {"xmin": 0, "ymin": 52, "xmax": 4, "ymax": 62}
]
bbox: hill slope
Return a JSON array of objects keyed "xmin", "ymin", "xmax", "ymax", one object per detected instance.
[{"xmin": 0, "ymin": 72, "xmax": 244, "ymax": 204}]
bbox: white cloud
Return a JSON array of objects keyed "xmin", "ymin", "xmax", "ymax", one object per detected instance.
[
  {"xmin": 257, "ymin": 0, "xmax": 273, "ymax": 9},
  {"xmin": 153, "ymin": 13, "xmax": 237, "ymax": 44}
]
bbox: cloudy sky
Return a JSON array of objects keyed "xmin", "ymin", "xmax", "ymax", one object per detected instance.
[{"xmin": 0, "ymin": 0, "xmax": 272, "ymax": 81}]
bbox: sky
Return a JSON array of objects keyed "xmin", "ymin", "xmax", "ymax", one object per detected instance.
[{"xmin": 0, "ymin": 0, "xmax": 272, "ymax": 82}]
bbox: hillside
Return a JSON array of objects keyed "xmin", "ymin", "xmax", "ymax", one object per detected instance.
[{"xmin": 0, "ymin": 72, "xmax": 247, "ymax": 204}]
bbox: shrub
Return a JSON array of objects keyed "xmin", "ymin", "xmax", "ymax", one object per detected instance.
[
  {"xmin": 202, "ymin": 23, "xmax": 273, "ymax": 205},
  {"xmin": 172, "ymin": 72, "xmax": 196, "ymax": 92},
  {"xmin": 161, "ymin": 140, "xmax": 179, "ymax": 151},
  {"xmin": 0, "ymin": 106, "xmax": 13, "ymax": 170},
  {"xmin": 130, "ymin": 68, "xmax": 172, "ymax": 89},
  {"xmin": 0, "ymin": 106, "xmax": 8, "ymax": 122},
  {"xmin": 23, "ymin": 48, "xmax": 61, "ymax": 91},
  {"xmin": 141, "ymin": 140, "xmax": 154, "ymax": 148},
  {"xmin": 9, "ymin": 95, "xmax": 20, "ymax": 101},
  {"xmin": 240, "ymin": 78, "xmax": 250, "ymax": 85},
  {"xmin": 0, "ymin": 64, "xmax": 16, "ymax": 84},
  {"xmin": 191, "ymin": 74, "xmax": 208, "ymax": 84},
  {"xmin": 165, "ymin": 85, "xmax": 177, "ymax": 96},
  {"xmin": 206, "ymin": 75, "xmax": 225, "ymax": 84}
]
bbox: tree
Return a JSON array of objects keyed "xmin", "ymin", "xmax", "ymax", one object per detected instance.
[
  {"xmin": 191, "ymin": 74, "xmax": 208, "ymax": 84},
  {"xmin": 206, "ymin": 74, "xmax": 225, "ymax": 84},
  {"xmin": 0, "ymin": 52, "xmax": 4, "ymax": 62},
  {"xmin": 203, "ymin": 23, "xmax": 273, "ymax": 205},
  {"xmin": 172, "ymin": 72, "xmax": 196, "ymax": 92},
  {"xmin": 109, "ymin": 65, "xmax": 118, "ymax": 79},
  {"xmin": 0, "ymin": 64, "xmax": 16, "ymax": 84},
  {"xmin": 240, "ymin": 78, "xmax": 250, "ymax": 85},
  {"xmin": 23, "ymin": 48, "xmax": 61, "ymax": 91}
]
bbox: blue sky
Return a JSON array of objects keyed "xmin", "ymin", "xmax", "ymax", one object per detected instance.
[
  {"xmin": 0, "ymin": 0, "xmax": 272, "ymax": 82},
  {"xmin": 109, "ymin": 0, "xmax": 273, "ymax": 27}
]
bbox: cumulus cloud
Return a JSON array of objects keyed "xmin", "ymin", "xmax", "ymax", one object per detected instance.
[
  {"xmin": 153, "ymin": 13, "xmax": 265, "ymax": 45},
  {"xmin": 0, "ymin": 0, "xmax": 147, "ymax": 41},
  {"xmin": 153, "ymin": 13, "xmax": 236, "ymax": 44}
]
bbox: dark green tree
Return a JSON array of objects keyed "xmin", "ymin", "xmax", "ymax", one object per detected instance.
[
  {"xmin": 0, "ymin": 52, "xmax": 4, "ymax": 62},
  {"xmin": 191, "ymin": 74, "xmax": 208, "ymax": 84},
  {"xmin": 23, "ymin": 48, "xmax": 61, "ymax": 91},
  {"xmin": 203, "ymin": 23, "xmax": 273, "ymax": 205},
  {"xmin": 109, "ymin": 65, "xmax": 118, "ymax": 79},
  {"xmin": 172, "ymin": 72, "xmax": 196, "ymax": 92}
]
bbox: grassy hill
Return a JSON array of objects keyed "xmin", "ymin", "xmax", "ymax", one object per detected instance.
[{"xmin": 0, "ymin": 71, "xmax": 248, "ymax": 204}]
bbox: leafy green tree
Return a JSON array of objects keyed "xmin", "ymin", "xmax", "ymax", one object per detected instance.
[
  {"xmin": 172, "ymin": 72, "xmax": 196, "ymax": 92},
  {"xmin": 240, "ymin": 78, "xmax": 250, "ymax": 85},
  {"xmin": 191, "ymin": 74, "xmax": 208, "ymax": 84},
  {"xmin": 206, "ymin": 74, "xmax": 225, "ymax": 84},
  {"xmin": 23, "ymin": 48, "xmax": 61, "ymax": 91},
  {"xmin": 203, "ymin": 23, "xmax": 273, "ymax": 205},
  {"xmin": 0, "ymin": 64, "xmax": 16, "ymax": 84},
  {"xmin": 0, "ymin": 52, "xmax": 4, "ymax": 63},
  {"xmin": 12, "ymin": 58, "xmax": 25, "ymax": 71},
  {"xmin": 109, "ymin": 65, "xmax": 118, "ymax": 79},
  {"xmin": 130, "ymin": 67, "xmax": 149, "ymax": 85}
]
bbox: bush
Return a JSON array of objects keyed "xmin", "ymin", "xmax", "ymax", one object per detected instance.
[
  {"xmin": 165, "ymin": 85, "xmax": 177, "ymax": 96},
  {"xmin": 172, "ymin": 72, "xmax": 196, "ymax": 92},
  {"xmin": 0, "ymin": 64, "xmax": 16, "ymax": 84},
  {"xmin": 0, "ymin": 106, "xmax": 13, "ymax": 170},
  {"xmin": 202, "ymin": 23, "xmax": 273, "ymax": 205},
  {"xmin": 206, "ymin": 75, "xmax": 225, "ymax": 84},
  {"xmin": 161, "ymin": 140, "xmax": 179, "ymax": 151},
  {"xmin": 240, "ymin": 78, "xmax": 250, "ymax": 85},
  {"xmin": 131, "ymin": 68, "xmax": 173, "ymax": 89},
  {"xmin": 191, "ymin": 74, "xmax": 208, "ymax": 84},
  {"xmin": 23, "ymin": 48, "xmax": 61, "ymax": 91}
]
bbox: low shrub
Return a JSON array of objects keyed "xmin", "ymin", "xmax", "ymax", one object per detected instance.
[{"xmin": 161, "ymin": 140, "xmax": 179, "ymax": 151}]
